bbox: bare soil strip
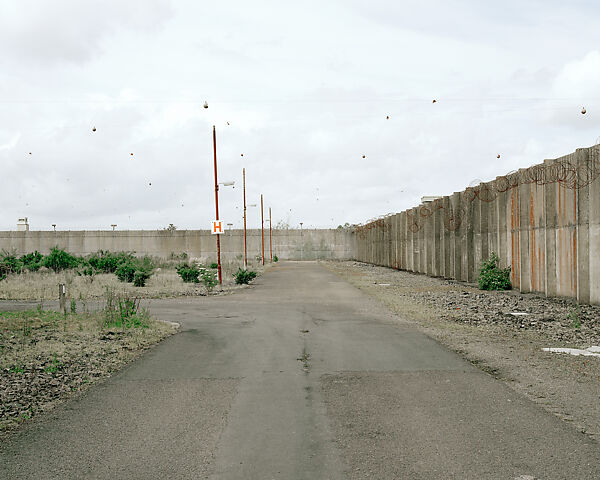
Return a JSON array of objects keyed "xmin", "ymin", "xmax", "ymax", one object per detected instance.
[{"xmin": 323, "ymin": 260, "xmax": 600, "ymax": 438}]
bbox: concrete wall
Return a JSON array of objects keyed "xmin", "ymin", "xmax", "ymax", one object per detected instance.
[
  {"xmin": 0, "ymin": 228, "xmax": 354, "ymax": 263},
  {"xmin": 353, "ymin": 145, "xmax": 600, "ymax": 304}
]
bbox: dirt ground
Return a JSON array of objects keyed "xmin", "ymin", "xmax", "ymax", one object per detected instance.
[
  {"xmin": 0, "ymin": 308, "xmax": 177, "ymax": 439},
  {"xmin": 323, "ymin": 260, "xmax": 600, "ymax": 439}
]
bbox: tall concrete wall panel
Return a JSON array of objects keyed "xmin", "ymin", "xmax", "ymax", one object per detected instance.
[
  {"xmin": 353, "ymin": 145, "xmax": 600, "ymax": 304},
  {"xmin": 0, "ymin": 229, "xmax": 353, "ymax": 262}
]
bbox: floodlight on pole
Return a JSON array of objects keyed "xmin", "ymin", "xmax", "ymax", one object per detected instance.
[
  {"xmin": 261, "ymin": 194, "xmax": 265, "ymax": 266},
  {"xmin": 242, "ymin": 166, "xmax": 257, "ymax": 269},
  {"xmin": 212, "ymin": 125, "xmax": 222, "ymax": 286},
  {"xmin": 243, "ymin": 168, "xmax": 247, "ymax": 268},
  {"xmin": 269, "ymin": 207, "xmax": 272, "ymax": 262}
]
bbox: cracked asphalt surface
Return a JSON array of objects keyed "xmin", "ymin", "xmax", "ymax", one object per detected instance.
[{"xmin": 1, "ymin": 261, "xmax": 599, "ymax": 479}]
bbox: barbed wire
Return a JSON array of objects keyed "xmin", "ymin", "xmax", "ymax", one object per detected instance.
[{"xmin": 355, "ymin": 145, "xmax": 600, "ymax": 238}]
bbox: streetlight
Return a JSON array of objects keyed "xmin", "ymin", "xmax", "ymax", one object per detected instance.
[
  {"xmin": 242, "ymin": 167, "xmax": 260, "ymax": 269},
  {"xmin": 261, "ymin": 194, "xmax": 265, "ymax": 266},
  {"xmin": 243, "ymin": 168, "xmax": 248, "ymax": 269},
  {"xmin": 111, "ymin": 224, "xmax": 117, "ymax": 231},
  {"xmin": 212, "ymin": 125, "xmax": 223, "ymax": 286},
  {"xmin": 299, "ymin": 222, "xmax": 303, "ymax": 261},
  {"xmin": 244, "ymin": 201, "xmax": 257, "ymax": 269},
  {"xmin": 269, "ymin": 207, "xmax": 273, "ymax": 262},
  {"xmin": 52, "ymin": 224, "xmax": 56, "ymax": 232}
]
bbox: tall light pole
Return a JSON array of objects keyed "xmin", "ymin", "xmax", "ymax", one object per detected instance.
[
  {"xmin": 300, "ymin": 222, "xmax": 303, "ymax": 261},
  {"xmin": 212, "ymin": 125, "xmax": 222, "ymax": 286},
  {"xmin": 243, "ymin": 168, "xmax": 247, "ymax": 269},
  {"xmin": 261, "ymin": 194, "xmax": 265, "ymax": 266},
  {"xmin": 269, "ymin": 207, "xmax": 272, "ymax": 262}
]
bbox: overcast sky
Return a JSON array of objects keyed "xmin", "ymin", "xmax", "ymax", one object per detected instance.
[{"xmin": 1, "ymin": 0, "xmax": 600, "ymax": 231}]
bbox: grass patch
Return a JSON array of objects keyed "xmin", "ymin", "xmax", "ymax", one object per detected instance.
[
  {"xmin": 0, "ymin": 257, "xmax": 265, "ymax": 301},
  {"xmin": 0, "ymin": 304, "xmax": 175, "ymax": 436}
]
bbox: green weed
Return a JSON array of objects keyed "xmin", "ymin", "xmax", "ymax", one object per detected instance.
[
  {"xmin": 234, "ymin": 268, "xmax": 257, "ymax": 285},
  {"xmin": 44, "ymin": 354, "xmax": 61, "ymax": 373},
  {"xmin": 568, "ymin": 305, "xmax": 582, "ymax": 329},
  {"xmin": 176, "ymin": 263, "xmax": 200, "ymax": 283},
  {"xmin": 478, "ymin": 252, "xmax": 512, "ymax": 291},
  {"xmin": 200, "ymin": 268, "xmax": 218, "ymax": 292},
  {"xmin": 103, "ymin": 288, "xmax": 149, "ymax": 329}
]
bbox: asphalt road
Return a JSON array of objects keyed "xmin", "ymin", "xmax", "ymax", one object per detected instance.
[{"xmin": 1, "ymin": 261, "xmax": 599, "ymax": 479}]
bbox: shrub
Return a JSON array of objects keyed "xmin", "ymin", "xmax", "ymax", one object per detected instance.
[
  {"xmin": 112, "ymin": 255, "xmax": 154, "ymax": 284},
  {"xmin": 200, "ymin": 268, "xmax": 218, "ymax": 292},
  {"xmin": 133, "ymin": 270, "xmax": 152, "ymax": 287},
  {"xmin": 20, "ymin": 251, "xmax": 43, "ymax": 271},
  {"xmin": 87, "ymin": 250, "xmax": 135, "ymax": 273},
  {"xmin": 176, "ymin": 263, "xmax": 200, "ymax": 283},
  {"xmin": 1, "ymin": 250, "xmax": 22, "ymax": 272},
  {"xmin": 79, "ymin": 265, "xmax": 97, "ymax": 277},
  {"xmin": 273, "ymin": 255, "xmax": 278, "ymax": 262},
  {"xmin": 42, "ymin": 247, "xmax": 79, "ymax": 273},
  {"xmin": 234, "ymin": 268, "xmax": 257, "ymax": 285},
  {"xmin": 115, "ymin": 261, "xmax": 137, "ymax": 283},
  {"xmin": 209, "ymin": 262, "xmax": 218, "ymax": 269},
  {"xmin": 1, "ymin": 250, "xmax": 22, "ymax": 279},
  {"xmin": 478, "ymin": 252, "xmax": 511, "ymax": 291}
]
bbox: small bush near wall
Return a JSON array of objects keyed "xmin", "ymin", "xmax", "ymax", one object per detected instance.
[
  {"xmin": 234, "ymin": 268, "xmax": 257, "ymax": 285},
  {"xmin": 478, "ymin": 252, "xmax": 511, "ymax": 291},
  {"xmin": 42, "ymin": 247, "xmax": 80, "ymax": 273},
  {"xmin": 176, "ymin": 263, "xmax": 201, "ymax": 283},
  {"xmin": 200, "ymin": 268, "xmax": 218, "ymax": 292}
]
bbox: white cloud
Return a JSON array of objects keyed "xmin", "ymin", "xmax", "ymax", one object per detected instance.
[
  {"xmin": 0, "ymin": 133, "xmax": 20, "ymax": 151},
  {"xmin": 0, "ymin": 0, "xmax": 172, "ymax": 66},
  {"xmin": 2, "ymin": 1, "xmax": 600, "ymax": 231},
  {"xmin": 553, "ymin": 51, "xmax": 600, "ymax": 100}
]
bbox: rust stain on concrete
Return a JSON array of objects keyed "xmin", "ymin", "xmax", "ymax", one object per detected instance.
[{"xmin": 529, "ymin": 189, "xmax": 536, "ymax": 291}]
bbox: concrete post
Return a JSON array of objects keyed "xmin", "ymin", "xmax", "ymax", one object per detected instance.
[{"xmin": 58, "ymin": 284, "xmax": 67, "ymax": 315}]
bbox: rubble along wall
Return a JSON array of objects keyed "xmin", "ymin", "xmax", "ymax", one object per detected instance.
[{"xmin": 352, "ymin": 145, "xmax": 600, "ymax": 304}]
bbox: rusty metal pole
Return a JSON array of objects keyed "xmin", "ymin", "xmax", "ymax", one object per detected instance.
[
  {"xmin": 213, "ymin": 126, "xmax": 222, "ymax": 286},
  {"xmin": 243, "ymin": 168, "xmax": 247, "ymax": 269},
  {"xmin": 261, "ymin": 194, "xmax": 265, "ymax": 266},
  {"xmin": 269, "ymin": 207, "xmax": 272, "ymax": 262}
]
